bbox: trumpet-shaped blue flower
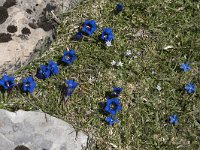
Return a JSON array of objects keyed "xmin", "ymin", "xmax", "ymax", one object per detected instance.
[
  {"xmin": 116, "ymin": 3, "xmax": 123, "ymax": 12},
  {"xmin": 0, "ymin": 75, "xmax": 15, "ymax": 90},
  {"xmin": 100, "ymin": 28, "xmax": 114, "ymax": 42},
  {"xmin": 48, "ymin": 60, "xmax": 59, "ymax": 75},
  {"xmin": 185, "ymin": 83, "xmax": 195, "ymax": 93},
  {"xmin": 22, "ymin": 76, "xmax": 36, "ymax": 93},
  {"xmin": 112, "ymin": 86, "xmax": 122, "ymax": 97},
  {"xmin": 39, "ymin": 65, "xmax": 51, "ymax": 78},
  {"xmin": 81, "ymin": 20, "xmax": 97, "ymax": 36},
  {"xmin": 180, "ymin": 63, "xmax": 190, "ymax": 72},
  {"xmin": 104, "ymin": 98, "xmax": 122, "ymax": 115},
  {"xmin": 169, "ymin": 114, "xmax": 178, "ymax": 124},
  {"xmin": 65, "ymin": 79, "xmax": 78, "ymax": 96},
  {"xmin": 61, "ymin": 50, "xmax": 76, "ymax": 65},
  {"xmin": 74, "ymin": 32, "xmax": 83, "ymax": 40},
  {"xmin": 105, "ymin": 115, "xmax": 118, "ymax": 125},
  {"xmin": 38, "ymin": 65, "xmax": 51, "ymax": 79}
]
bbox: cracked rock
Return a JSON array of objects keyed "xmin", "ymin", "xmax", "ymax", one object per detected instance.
[
  {"xmin": 0, "ymin": 109, "xmax": 88, "ymax": 150},
  {"xmin": 0, "ymin": 0, "xmax": 81, "ymax": 74}
]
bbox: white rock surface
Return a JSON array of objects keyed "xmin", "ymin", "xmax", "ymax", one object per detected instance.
[
  {"xmin": 0, "ymin": 0, "xmax": 80, "ymax": 74},
  {"xmin": 0, "ymin": 109, "xmax": 88, "ymax": 150}
]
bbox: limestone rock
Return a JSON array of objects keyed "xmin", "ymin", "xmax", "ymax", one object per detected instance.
[
  {"xmin": 0, "ymin": 109, "xmax": 88, "ymax": 150},
  {"xmin": 0, "ymin": 0, "xmax": 80, "ymax": 74}
]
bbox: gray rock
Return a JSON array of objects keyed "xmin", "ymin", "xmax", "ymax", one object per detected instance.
[
  {"xmin": 0, "ymin": 109, "xmax": 88, "ymax": 150},
  {"xmin": 0, "ymin": 0, "xmax": 80, "ymax": 74}
]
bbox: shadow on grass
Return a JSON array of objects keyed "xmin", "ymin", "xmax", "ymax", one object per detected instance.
[
  {"xmin": 105, "ymin": 91, "xmax": 118, "ymax": 99},
  {"xmin": 0, "ymin": 84, "xmax": 23, "ymax": 95},
  {"xmin": 98, "ymin": 101, "xmax": 111, "ymax": 117},
  {"xmin": 58, "ymin": 84, "xmax": 67, "ymax": 104},
  {"xmin": 175, "ymin": 66, "xmax": 183, "ymax": 73},
  {"xmin": 109, "ymin": 9, "xmax": 123, "ymax": 16}
]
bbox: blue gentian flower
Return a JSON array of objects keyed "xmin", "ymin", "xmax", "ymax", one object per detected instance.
[
  {"xmin": 61, "ymin": 50, "xmax": 76, "ymax": 65},
  {"xmin": 48, "ymin": 60, "xmax": 59, "ymax": 75},
  {"xmin": 74, "ymin": 32, "xmax": 83, "ymax": 40},
  {"xmin": 22, "ymin": 76, "xmax": 36, "ymax": 93},
  {"xmin": 116, "ymin": 3, "xmax": 123, "ymax": 12},
  {"xmin": 64, "ymin": 79, "xmax": 78, "ymax": 102},
  {"xmin": 185, "ymin": 83, "xmax": 195, "ymax": 93},
  {"xmin": 180, "ymin": 63, "xmax": 190, "ymax": 72},
  {"xmin": 112, "ymin": 86, "xmax": 123, "ymax": 97},
  {"xmin": 0, "ymin": 75, "xmax": 15, "ymax": 90},
  {"xmin": 81, "ymin": 20, "xmax": 97, "ymax": 36},
  {"xmin": 37, "ymin": 65, "xmax": 51, "ymax": 79},
  {"xmin": 104, "ymin": 98, "xmax": 122, "ymax": 115},
  {"xmin": 65, "ymin": 79, "xmax": 78, "ymax": 96},
  {"xmin": 105, "ymin": 115, "xmax": 118, "ymax": 125},
  {"xmin": 100, "ymin": 28, "xmax": 114, "ymax": 42},
  {"xmin": 169, "ymin": 114, "xmax": 178, "ymax": 124}
]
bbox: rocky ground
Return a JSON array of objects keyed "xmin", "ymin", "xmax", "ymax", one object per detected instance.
[
  {"xmin": 0, "ymin": 0, "xmax": 79, "ymax": 74},
  {"xmin": 0, "ymin": 109, "xmax": 88, "ymax": 150}
]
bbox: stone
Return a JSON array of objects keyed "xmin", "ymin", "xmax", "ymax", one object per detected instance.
[
  {"xmin": 0, "ymin": 0, "xmax": 81, "ymax": 74},
  {"xmin": 0, "ymin": 109, "xmax": 88, "ymax": 150}
]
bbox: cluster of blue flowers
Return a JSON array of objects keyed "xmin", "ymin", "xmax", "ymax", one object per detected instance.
[
  {"xmin": 180, "ymin": 63, "xmax": 195, "ymax": 93},
  {"xmin": 0, "ymin": 75, "xmax": 36, "ymax": 94},
  {"xmin": 0, "ymin": 49, "xmax": 78, "ymax": 98},
  {"xmin": 169, "ymin": 62, "xmax": 196, "ymax": 125},
  {"xmin": 36, "ymin": 60, "xmax": 59, "ymax": 79},
  {"xmin": 0, "ymin": 3, "xmax": 123, "ymax": 114},
  {"xmin": 0, "ymin": 3, "xmax": 197, "ymax": 127},
  {"xmin": 104, "ymin": 87, "xmax": 122, "ymax": 125},
  {"xmin": 180, "ymin": 62, "xmax": 195, "ymax": 94},
  {"xmin": 74, "ymin": 19, "xmax": 114, "ymax": 44}
]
